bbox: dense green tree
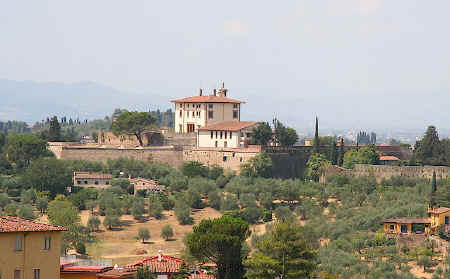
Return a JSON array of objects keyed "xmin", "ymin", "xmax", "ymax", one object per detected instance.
[
  {"xmin": 174, "ymin": 201, "xmax": 193, "ymax": 225},
  {"xmin": 104, "ymin": 208, "xmax": 121, "ymax": 230},
  {"xmin": 0, "ymin": 132, "xmax": 6, "ymax": 152},
  {"xmin": 22, "ymin": 157, "xmax": 71, "ymax": 198},
  {"xmin": 17, "ymin": 204, "xmax": 35, "ymax": 220},
  {"xmin": 0, "ymin": 193, "xmax": 9, "ymax": 209},
  {"xmin": 245, "ymin": 222, "xmax": 317, "ymax": 279},
  {"xmin": 137, "ymin": 227, "xmax": 151, "ymax": 243},
  {"xmin": 241, "ymin": 206, "xmax": 262, "ymax": 224},
  {"xmin": 186, "ymin": 216, "xmax": 250, "ymax": 279},
  {"xmin": 240, "ymin": 153, "xmax": 273, "ymax": 178},
  {"xmin": 111, "ymin": 111, "xmax": 157, "ymax": 146},
  {"xmin": 48, "ymin": 116, "xmax": 62, "ymax": 141},
  {"xmin": 184, "ymin": 188, "xmax": 204, "ymax": 209},
  {"xmin": 250, "ymin": 122, "xmax": 273, "ymax": 145},
  {"xmin": 87, "ymin": 215, "xmax": 101, "ymax": 232},
  {"xmin": 274, "ymin": 206, "xmax": 294, "ymax": 222},
  {"xmin": 161, "ymin": 224, "xmax": 174, "ymax": 240},
  {"xmin": 149, "ymin": 198, "xmax": 164, "ymax": 219},
  {"xmin": 273, "ymin": 120, "xmax": 298, "ymax": 146},
  {"xmin": 132, "ymin": 198, "xmax": 147, "ymax": 220},
  {"xmin": 343, "ymin": 144, "xmax": 379, "ymax": 169},
  {"xmin": 415, "ymin": 126, "xmax": 442, "ymax": 165},
  {"xmin": 181, "ymin": 161, "xmax": 208, "ymax": 178},
  {"xmin": 306, "ymin": 153, "xmax": 331, "ymax": 182},
  {"xmin": 6, "ymin": 134, "xmax": 49, "ymax": 167}
]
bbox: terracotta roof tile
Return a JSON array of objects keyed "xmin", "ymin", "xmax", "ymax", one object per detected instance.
[
  {"xmin": 74, "ymin": 172, "xmax": 113, "ymax": 179},
  {"xmin": 61, "ymin": 266, "xmax": 113, "ymax": 273},
  {"xmin": 379, "ymin": 156, "xmax": 400, "ymax": 161},
  {"xmin": 0, "ymin": 216, "xmax": 67, "ymax": 232},
  {"xmin": 171, "ymin": 96, "xmax": 245, "ymax": 104},
  {"xmin": 434, "ymin": 207, "xmax": 450, "ymax": 214},
  {"xmin": 383, "ymin": 218, "xmax": 430, "ymax": 224},
  {"xmin": 98, "ymin": 267, "xmax": 136, "ymax": 278},
  {"xmin": 129, "ymin": 255, "xmax": 184, "ymax": 273},
  {"xmin": 189, "ymin": 272, "xmax": 215, "ymax": 279},
  {"xmin": 198, "ymin": 121, "xmax": 259, "ymax": 132}
]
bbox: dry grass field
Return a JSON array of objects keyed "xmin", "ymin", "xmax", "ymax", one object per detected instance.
[{"xmin": 79, "ymin": 208, "xmax": 222, "ymax": 265}]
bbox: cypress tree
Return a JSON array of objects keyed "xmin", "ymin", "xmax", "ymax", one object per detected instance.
[
  {"xmin": 330, "ymin": 141, "xmax": 338, "ymax": 165},
  {"xmin": 338, "ymin": 139, "xmax": 345, "ymax": 167},
  {"xmin": 48, "ymin": 116, "xmax": 61, "ymax": 142},
  {"xmin": 313, "ymin": 117, "xmax": 320, "ymax": 154},
  {"xmin": 431, "ymin": 171, "xmax": 437, "ymax": 206}
]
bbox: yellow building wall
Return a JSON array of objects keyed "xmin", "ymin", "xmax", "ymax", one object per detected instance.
[
  {"xmin": 0, "ymin": 231, "xmax": 62, "ymax": 279},
  {"xmin": 431, "ymin": 211, "xmax": 450, "ymax": 228}
]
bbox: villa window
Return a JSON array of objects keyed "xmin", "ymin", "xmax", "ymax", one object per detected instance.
[
  {"xmin": 208, "ymin": 104, "xmax": 213, "ymax": 109},
  {"xmin": 192, "ymin": 111, "xmax": 195, "ymax": 117},
  {"xmin": 215, "ymin": 131, "xmax": 218, "ymax": 138},
  {"xmin": 95, "ymin": 181, "xmax": 99, "ymax": 185},
  {"xmin": 14, "ymin": 236, "xmax": 22, "ymax": 251},
  {"xmin": 233, "ymin": 104, "xmax": 238, "ymax": 109},
  {"xmin": 105, "ymin": 181, "xmax": 109, "ymax": 185},
  {"xmin": 224, "ymin": 132, "xmax": 227, "ymax": 139},
  {"xmin": 389, "ymin": 225, "xmax": 395, "ymax": 231},
  {"xmin": 14, "ymin": 270, "xmax": 20, "ymax": 279},
  {"xmin": 208, "ymin": 111, "xmax": 214, "ymax": 119},
  {"xmin": 233, "ymin": 110, "xmax": 238, "ymax": 119},
  {"xmin": 77, "ymin": 180, "xmax": 82, "ymax": 185},
  {"xmin": 211, "ymin": 131, "xmax": 213, "ymax": 139},
  {"xmin": 84, "ymin": 181, "xmax": 88, "ymax": 184},
  {"xmin": 179, "ymin": 110, "xmax": 182, "ymax": 117},
  {"xmin": 215, "ymin": 141, "xmax": 218, "ymax": 148},
  {"xmin": 229, "ymin": 132, "xmax": 232, "ymax": 138},
  {"xmin": 446, "ymin": 216, "xmax": 449, "ymax": 225},
  {"xmin": 223, "ymin": 156, "xmax": 227, "ymax": 162},
  {"xmin": 220, "ymin": 131, "xmax": 223, "ymax": 139},
  {"xmin": 44, "ymin": 236, "xmax": 51, "ymax": 250},
  {"xmin": 33, "ymin": 269, "xmax": 40, "ymax": 279}
]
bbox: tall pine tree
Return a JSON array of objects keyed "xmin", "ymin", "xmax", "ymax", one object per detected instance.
[{"xmin": 313, "ymin": 117, "xmax": 320, "ymax": 154}]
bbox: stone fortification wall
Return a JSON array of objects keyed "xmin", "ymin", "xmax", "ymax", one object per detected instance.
[
  {"xmin": 183, "ymin": 146, "xmax": 261, "ymax": 174},
  {"xmin": 321, "ymin": 164, "xmax": 450, "ymax": 183},
  {"xmin": 54, "ymin": 144, "xmax": 184, "ymax": 168},
  {"xmin": 164, "ymin": 133, "xmax": 196, "ymax": 146}
]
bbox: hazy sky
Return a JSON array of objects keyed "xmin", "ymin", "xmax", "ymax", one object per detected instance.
[{"xmin": 1, "ymin": 1, "xmax": 450, "ymax": 131}]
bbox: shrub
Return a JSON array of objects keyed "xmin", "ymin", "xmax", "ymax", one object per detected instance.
[{"xmin": 161, "ymin": 224, "xmax": 174, "ymax": 241}]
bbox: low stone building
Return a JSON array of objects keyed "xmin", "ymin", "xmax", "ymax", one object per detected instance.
[
  {"xmin": 73, "ymin": 172, "xmax": 113, "ymax": 188},
  {"xmin": 197, "ymin": 121, "xmax": 259, "ymax": 149},
  {"xmin": 130, "ymin": 178, "xmax": 165, "ymax": 195}
]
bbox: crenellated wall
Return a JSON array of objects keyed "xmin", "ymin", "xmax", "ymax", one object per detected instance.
[{"xmin": 50, "ymin": 143, "xmax": 184, "ymax": 168}]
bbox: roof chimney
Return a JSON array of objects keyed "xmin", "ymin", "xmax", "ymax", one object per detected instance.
[
  {"xmin": 199, "ymin": 88, "xmax": 203, "ymax": 96},
  {"xmin": 158, "ymin": 250, "xmax": 162, "ymax": 262}
]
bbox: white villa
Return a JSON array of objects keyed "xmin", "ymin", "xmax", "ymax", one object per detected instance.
[{"xmin": 171, "ymin": 83, "xmax": 245, "ymax": 134}]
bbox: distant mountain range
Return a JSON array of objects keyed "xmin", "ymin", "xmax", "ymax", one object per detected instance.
[{"xmin": 0, "ymin": 79, "xmax": 169, "ymax": 123}]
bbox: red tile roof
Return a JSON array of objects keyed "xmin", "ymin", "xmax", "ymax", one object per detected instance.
[
  {"xmin": 129, "ymin": 255, "xmax": 184, "ymax": 273},
  {"xmin": 433, "ymin": 207, "xmax": 450, "ymax": 214},
  {"xmin": 74, "ymin": 172, "xmax": 113, "ymax": 179},
  {"xmin": 61, "ymin": 266, "xmax": 113, "ymax": 273},
  {"xmin": 198, "ymin": 121, "xmax": 259, "ymax": 132},
  {"xmin": 383, "ymin": 218, "xmax": 430, "ymax": 224},
  {"xmin": 97, "ymin": 267, "xmax": 136, "ymax": 278},
  {"xmin": 0, "ymin": 216, "xmax": 67, "ymax": 232},
  {"xmin": 379, "ymin": 156, "xmax": 400, "ymax": 161},
  {"xmin": 171, "ymin": 96, "xmax": 245, "ymax": 104}
]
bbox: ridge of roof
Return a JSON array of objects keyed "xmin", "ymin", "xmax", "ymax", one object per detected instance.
[
  {"xmin": 0, "ymin": 216, "xmax": 67, "ymax": 232},
  {"xmin": 198, "ymin": 121, "xmax": 259, "ymax": 132},
  {"xmin": 171, "ymin": 96, "xmax": 245, "ymax": 104}
]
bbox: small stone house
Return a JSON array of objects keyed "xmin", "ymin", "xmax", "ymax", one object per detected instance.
[
  {"xmin": 73, "ymin": 172, "xmax": 113, "ymax": 189},
  {"xmin": 130, "ymin": 178, "xmax": 165, "ymax": 196}
]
